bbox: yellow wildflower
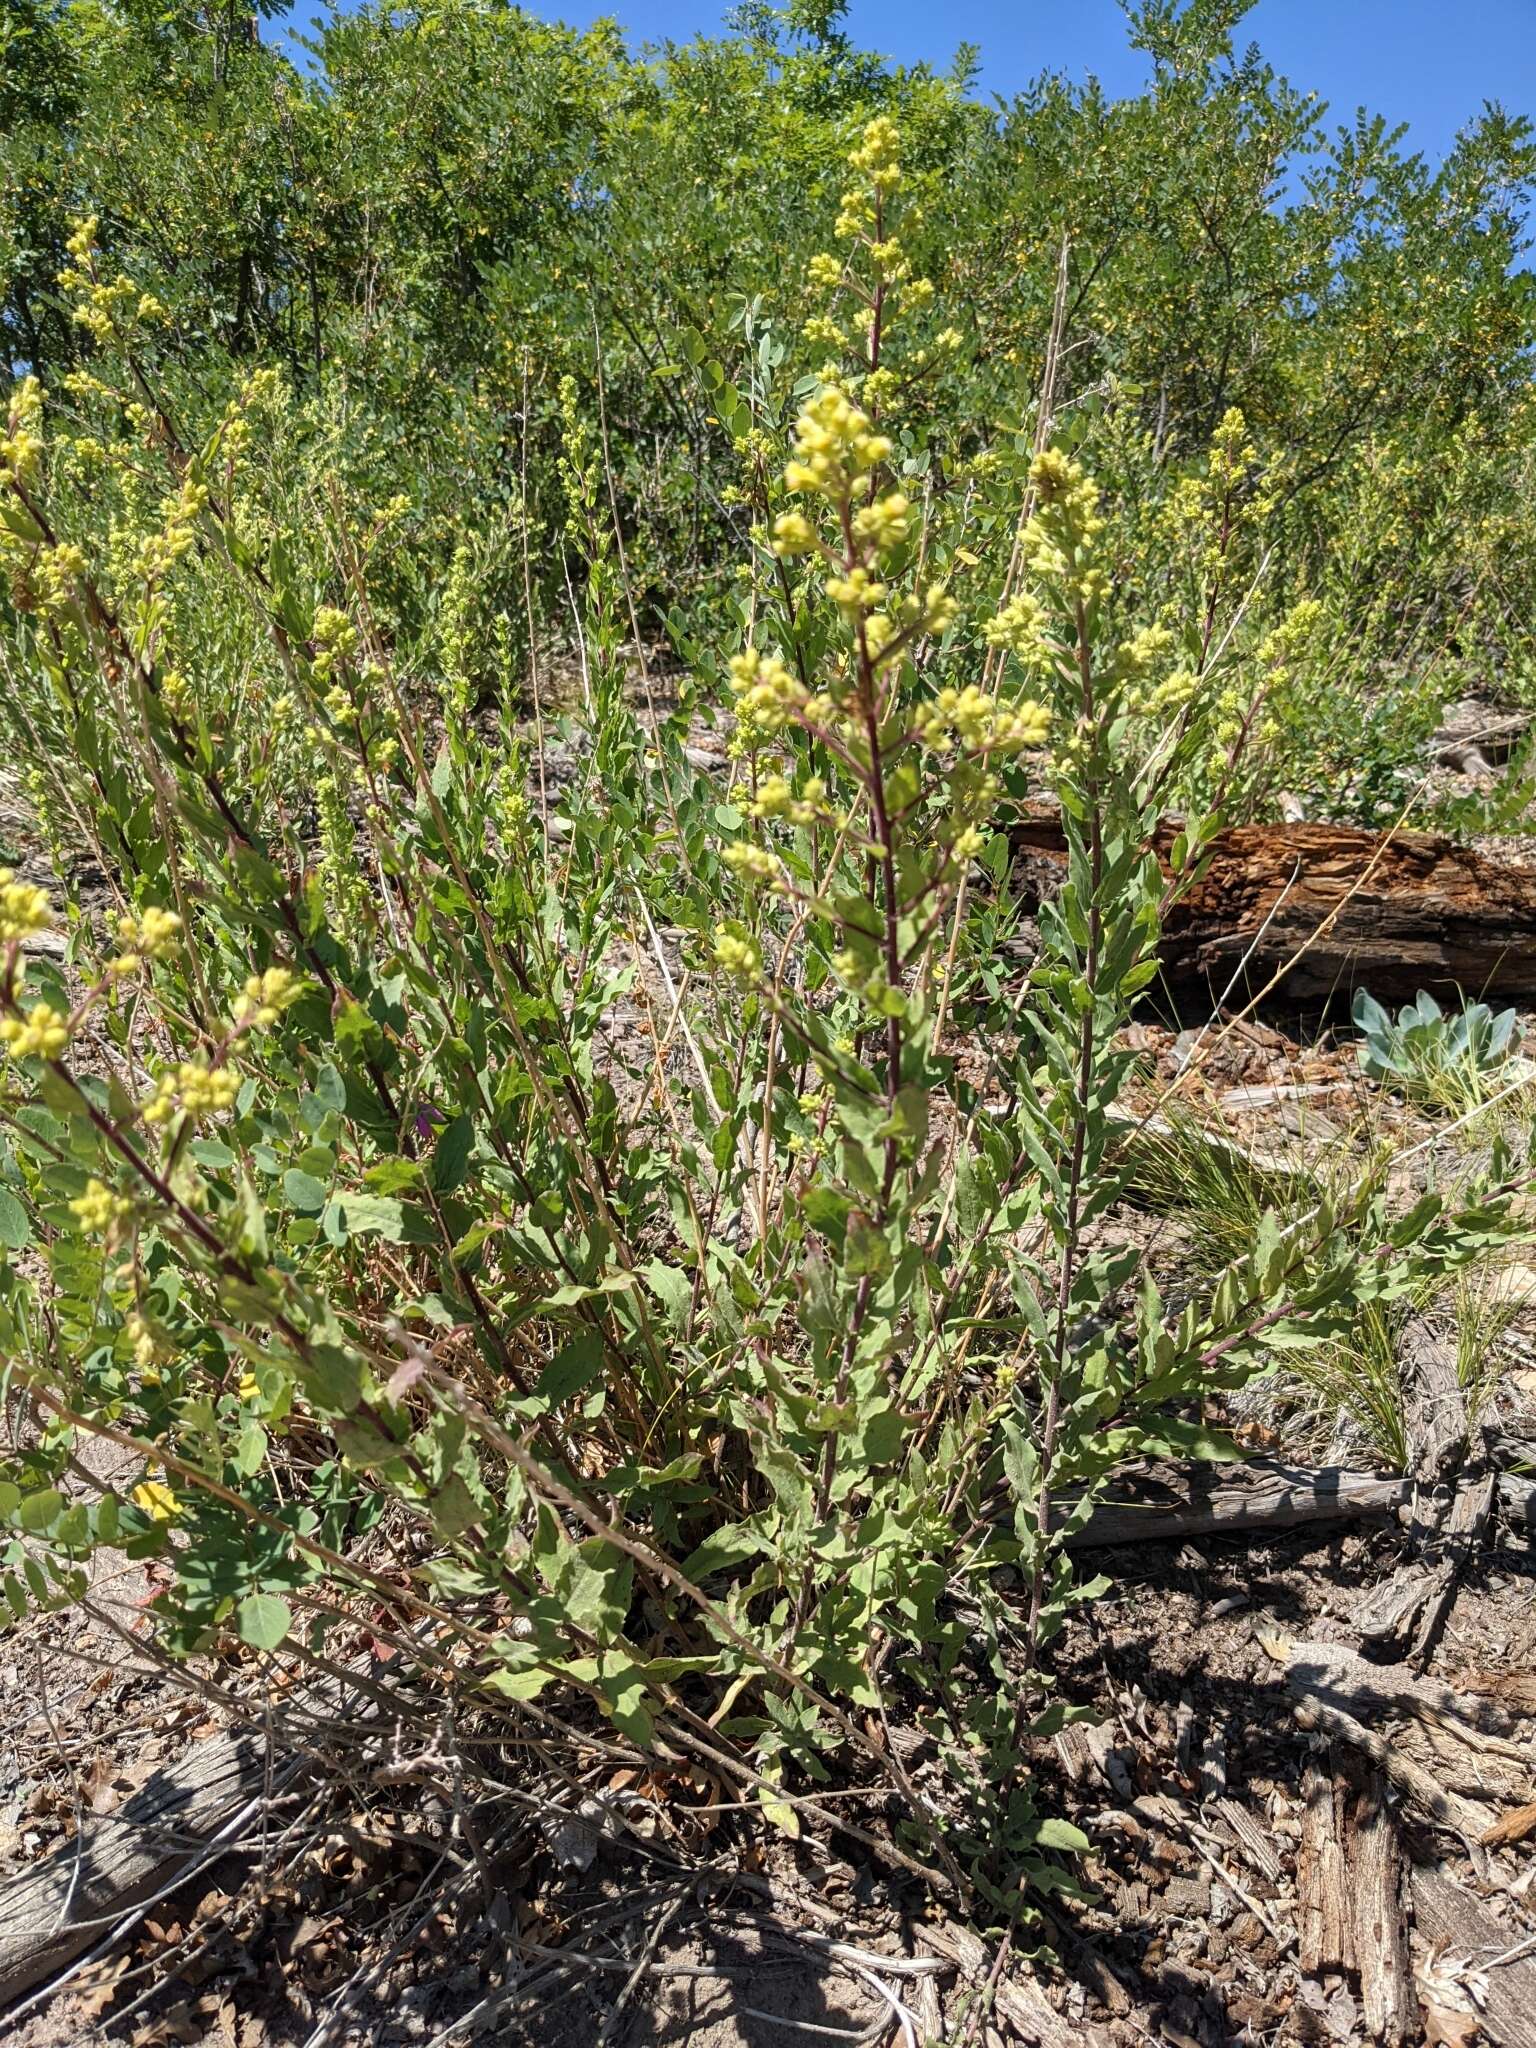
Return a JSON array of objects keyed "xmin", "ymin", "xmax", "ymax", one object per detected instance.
[
  {"xmin": 142, "ymin": 1060, "xmax": 240, "ymax": 1126},
  {"xmin": 783, "ymin": 388, "xmax": 892, "ymax": 504},
  {"xmin": 0, "ymin": 376, "xmax": 45, "ymax": 493},
  {"xmin": 0, "ymin": 869, "xmax": 52, "ymax": 942},
  {"xmin": 0, "ymin": 1002, "xmax": 70, "ymax": 1061},
  {"xmin": 712, "ymin": 928, "xmax": 762, "ymax": 980},
  {"xmin": 235, "ymin": 967, "xmax": 302, "ymax": 1031},
  {"xmin": 69, "ymin": 1178, "xmax": 133, "ymax": 1233}
]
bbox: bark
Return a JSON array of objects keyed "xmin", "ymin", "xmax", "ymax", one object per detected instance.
[{"xmin": 1011, "ymin": 811, "xmax": 1536, "ymax": 1004}]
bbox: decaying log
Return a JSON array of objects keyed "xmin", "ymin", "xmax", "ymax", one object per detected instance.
[
  {"xmin": 1298, "ymin": 1756, "xmax": 1352, "ymax": 1976},
  {"xmin": 1341, "ymin": 1755, "xmax": 1414, "ymax": 2048},
  {"xmin": 1297, "ymin": 1744, "xmax": 1412, "ymax": 2044},
  {"xmin": 1289, "ymin": 1693, "xmax": 1495, "ymax": 1849},
  {"xmin": 0, "ymin": 1730, "xmax": 295, "ymax": 2007},
  {"xmin": 1059, "ymin": 1460, "xmax": 1413, "ymax": 1550},
  {"xmin": 1412, "ymin": 1872, "xmax": 1536, "ymax": 2048},
  {"xmin": 1011, "ymin": 811, "xmax": 1536, "ymax": 1004}
]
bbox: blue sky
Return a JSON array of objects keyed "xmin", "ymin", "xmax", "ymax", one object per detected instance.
[{"xmin": 267, "ymin": 1, "xmax": 1536, "ymax": 166}]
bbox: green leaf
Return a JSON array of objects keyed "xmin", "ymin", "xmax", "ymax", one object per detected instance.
[
  {"xmin": 236, "ymin": 1592, "xmax": 292, "ymax": 1651},
  {"xmin": 1031, "ymin": 1816, "xmax": 1091, "ymax": 1853},
  {"xmin": 323, "ymin": 1192, "xmax": 407, "ymax": 1243},
  {"xmin": 643, "ymin": 1257, "xmax": 692, "ymax": 1327},
  {"xmin": 430, "ymin": 1113, "xmax": 476, "ymax": 1194},
  {"xmin": 283, "ymin": 1168, "xmax": 329, "ymax": 1212},
  {"xmin": 0, "ymin": 1187, "xmax": 30, "ymax": 1251},
  {"xmin": 536, "ymin": 1330, "xmax": 606, "ymax": 1405},
  {"xmin": 758, "ymin": 1789, "xmax": 801, "ymax": 1838},
  {"xmin": 679, "ymin": 1520, "xmax": 769, "ymax": 1581},
  {"xmin": 364, "ymin": 1156, "xmax": 425, "ymax": 1194}
]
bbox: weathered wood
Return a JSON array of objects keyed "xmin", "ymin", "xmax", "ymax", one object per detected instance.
[
  {"xmin": 1011, "ymin": 811, "xmax": 1536, "ymax": 1003},
  {"xmin": 1355, "ymin": 1469, "xmax": 1496, "ymax": 1666},
  {"xmin": 1412, "ymin": 1872, "xmax": 1536, "ymax": 2048},
  {"xmin": 1059, "ymin": 1460, "xmax": 1413, "ymax": 1550},
  {"xmin": 1282, "ymin": 1640, "xmax": 1515, "ymax": 1741},
  {"xmin": 1401, "ymin": 1325, "xmax": 1469, "ymax": 1490},
  {"xmin": 1289, "ymin": 1694, "xmax": 1495, "ymax": 1848},
  {"xmin": 0, "ymin": 1729, "xmax": 294, "ymax": 2007},
  {"xmin": 1340, "ymin": 1754, "xmax": 1413, "ymax": 2047},
  {"xmin": 1298, "ymin": 1756, "xmax": 1351, "ymax": 1976},
  {"xmin": 1499, "ymin": 1471, "xmax": 1536, "ymax": 1538},
  {"xmin": 922, "ymin": 1920, "xmax": 1113, "ymax": 2048},
  {"xmin": 1355, "ymin": 1328, "xmax": 1491, "ymax": 1664}
]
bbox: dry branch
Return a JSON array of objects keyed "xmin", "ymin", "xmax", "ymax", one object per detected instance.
[{"xmin": 1059, "ymin": 1460, "xmax": 1413, "ymax": 1550}]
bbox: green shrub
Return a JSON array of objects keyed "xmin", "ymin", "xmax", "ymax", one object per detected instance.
[{"xmin": 1, "ymin": 108, "xmax": 1526, "ymax": 1920}]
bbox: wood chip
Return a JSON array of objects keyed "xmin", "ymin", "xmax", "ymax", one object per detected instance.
[{"xmin": 1481, "ymin": 1800, "xmax": 1536, "ymax": 1848}]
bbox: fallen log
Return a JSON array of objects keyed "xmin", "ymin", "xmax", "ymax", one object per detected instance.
[
  {"xmin": 0, "ymin": 1729, "xmax": 296, "ymax": 2008},
  {"xmin": 1058, "ymin": 1459, "xmax": 1412, "ymax": 1550},
  {"xmin": 1343, "ymin": 1755, "xmax": 1414, "ymax": 2048},
  {"xmin": 1011, "ymin": 811, "xmax": 1536, "ymax": 1004}
]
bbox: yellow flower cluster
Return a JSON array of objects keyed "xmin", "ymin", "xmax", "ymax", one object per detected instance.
[
  {"xmin": 729, "ymin": 646, "xmax": 808, "ymax": 732},
  {"xmin": 312, "ymin": 604, "xmax": 359, "ymax": 684},
  {"xmin": 125, "ymin": 1312, "xmax": 159, "ymax": 1371},
  {"xmin": 848, "ymin": 116, "xmax": 902, "ymax": 193},
  {"xmin": 1021, "ymin": 450, "xmax": 1110, "ymax": 608},
  {"xmin": 235, "ymin": 966, "xmax": 302, "ymax": 1030},
  {"xmin": 983, "ymin": 591, "xmax": 1054, "ymax": 672},
  {"xmin": 712, "ymin": 928, "xmax": 762, "ymax": 980},
  {"xmin": 57, "ymin": 219, "xmax": 167, "ymax": 345},
  {"xmin": 159, "ymin": 669, "xmax": 192, "ymax": 716},
  {"xmin": 109, "ymin": 904, "xmax": 182, "ymax": 976},
  {"xmin": 771, "ymin": 511, "xmax": 817, "ymax": 557},
  {"xmin": 1257, "ymin": 598, "xmax": 1323, "ymax": 685},
  {"xmin": 142, "ymin": 1060, "xmax": 240, "ymax": 1126},
  {"xmin": 802, "ymin": 314, "xmax": 848, "ymax": 349},
  {"xmin": 1123, "ymin": 667, "xmax": 1198, "ymax": 718},
  {"xmin": 851, "ymin": 491, "xmax": 911, "ymax": 549},
  {"xmin": 1209, "ymin": 406, "xmax": 1258, "ymax": 489},
  {"xmin": 784, "ymin": 389, "xmax": 892, "ymax": 504},
  {"xmin": 69, "ymin": 1177, "xmax": 134, "ymax": 1233},
  {"xmin": 0, "ymin": 868, "xmax": 52, "ymax": 943},
  {"xmin": 749, "ymin": 774, "xmax": 828, "ymax": 825},
  {"xmin": 825, "ymin": 564, "xmax": 886, "ymax": 615},
  {"xmin": 915, "ymin": 685, "xmax": 1051, "ymax": 756},
  {"xmin": 134, "ymin": 475, "xmax": 207, "ymax": 586},
  {"xmin": 723, "ymin": 840, "xmax": 781, "ymax": 885},
  {"xmin": 0, "ymin": 1002, "xmax": 70, "ymax": 1061},
  {"xmin": 0, "ymin": 376, "xmax": 44, "ymax": 494}
]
